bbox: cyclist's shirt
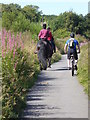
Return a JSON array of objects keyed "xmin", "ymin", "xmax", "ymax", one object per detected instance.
[{"xmin": 66, "ymin": 39, "xmax": 79, "ymax": 50}]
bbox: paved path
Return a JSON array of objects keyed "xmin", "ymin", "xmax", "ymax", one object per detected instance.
[{"xmin": 22, "ymin": 55, "xmax": 88, "ymax": 118}]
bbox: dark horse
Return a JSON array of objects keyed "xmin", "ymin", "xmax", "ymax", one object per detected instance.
[{"xmin": 37, "ymin": 39, "xmax": 53, "ymax": 70}]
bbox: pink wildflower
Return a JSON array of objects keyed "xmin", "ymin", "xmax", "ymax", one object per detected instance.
[
  {"xmin": 13, "ymin": 49, "xmax": 16, "ymax": 58},
  {"xmin": 14, "ymin": 62, "xmax": 17, "ymax": 69}
]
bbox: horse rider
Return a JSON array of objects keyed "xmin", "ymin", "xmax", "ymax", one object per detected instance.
[
  {"xmin": 47, "ymin": 26, "xmax": 56, "ymax": 53},
  {"xmin": 34, "ymin": 23, "xmax": 49, "ymax": 54}
]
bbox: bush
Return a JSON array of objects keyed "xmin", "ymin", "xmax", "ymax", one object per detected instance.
[
  {"xmin": 11, "ymin": 13, "xmax": 30, "ymax": 32},
  {"xmin": 54, "ymin": 28, "xmax": 70, "ymax": 39},
  {"xmin": 29, "ymin": 22, "xmax": 42, "ymax": 41},
  {"xmin": 2, "ymin": 49, "xmax": 30, "ymax": 118},
  {"xmin": 51, "ymin": 51, "xmax": 61, "ymax": 63}
]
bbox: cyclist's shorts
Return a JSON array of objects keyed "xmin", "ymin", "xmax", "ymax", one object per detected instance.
[{"xmin": 67, "ymin": 48, "xmax": 78, "ymax": 60}]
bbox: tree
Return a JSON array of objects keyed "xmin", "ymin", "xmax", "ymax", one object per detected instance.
[
  {"xmin": 11, "ymin": 13, "xmax": 30, "ymax": 32},
  {"xmin": 83, "ymin": 13, "xmax": 90, "ymax": 38},
  {"xmin": 2, "ymin": 3, "xmax": 21, "ymax": 13},
  {"xmin": 2, "ymin": 12, "xmax": 16, "ymax": 30},
  {"xmin": 22, "ymin": 5, "xmax": 42, "ymax": 22}
]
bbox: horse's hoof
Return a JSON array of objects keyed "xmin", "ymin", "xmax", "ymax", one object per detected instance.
[
  {"xmin": 48, "ymin": 66, "xmax": 51, "ymax": 68},
  {"xmin": 40, "ymin": 67, "xmax": 43, "ymax": 71},
  {"xmin": 43, "ymin": 67, "xmax": 47, "ymax": 70},
  {"xmin": 49, "ymin": 66, "xmax": 51, "ymax": 68},
  {"xmin": 48, "ymin": 64, "xmax": 51, "ymax": 68}
]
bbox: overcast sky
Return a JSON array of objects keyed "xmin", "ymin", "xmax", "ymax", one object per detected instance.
[{"xmin": 1, "ymin": 0, "xmax": 89, "ymax": 16}]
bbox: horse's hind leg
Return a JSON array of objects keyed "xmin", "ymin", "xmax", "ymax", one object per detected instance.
[
  {"xmin": 48, "ymin": 58, "xmax": 51, "ymax": 68},
  {"xmin": 39, "ymin": 61, "xmax": 43, "ymax": 71}
]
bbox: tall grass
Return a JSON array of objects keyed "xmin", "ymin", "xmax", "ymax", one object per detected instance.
[
  {"xmin": 77, "ymin": 44, "xmax": 88, "ymax": 94},
  {"xmin": 89, "ymin": 42, "xmax": 90, "ymax": 99}
]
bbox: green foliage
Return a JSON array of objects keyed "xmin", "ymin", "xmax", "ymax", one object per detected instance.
[
  {"xmin": 29, "ymin": 22, "xmax": 42, "ymax": 41},
  {"xmin": 55, "ymin": 40, "xmax": 65, "ymax": 54},
  {"xmin": 51, "ymin": 11, "xmax": 89, "ymax": 38},
  {"xmin": 1, "ymin": 30, "xmax": 40, "ymax": 118},
  {"xmin": 2, "ymin": 12, "xmax": 16, "ymax": 30},
  {"xmin": 53, "ymin": 13, "xmax": 66, "ymax": 31},
  {"xmin": 2, "ymin": 3, "xmax": 21, "ymax": 13},
  {"xmin": 2, "ymin": 30, "xmax": 61, "ymax": 118},
  {"xmin": 0, "ymin": 21, "xmax": 1, "ymax": 30},
  {"xmin": 2, "ymin": 3, "xmax": 89, "ymax": 39},
  {"xmin": 2, "ymin": 12, "xmax": 30, "ymax": 32},
  {"xmin": 11, "ymin": 13, "xmax": 30, "ymax": 32},
  {"xmin": 51, "ymin": 51, "xmax": 61, "ymax": 63},
  {"xmin": 22, "ymin": 5, "xmax": 42, "ymax": 22},
  {"xmin": 2, "ymin": 48, "xmax": 32, "ymax": 118},
  {"xmin": 88, "ymin": 42, "xmax": 90, "ymax": 99},
  {"xmin": 84, "ymin": 13, "xmax": 90, "ymax": 39},
  {"xmin": 2, "ymin": 3, "xmax": 42, "ymax": 33},
  {"xmin": 53, "ymin": 29, "xmax": 70, "ymax": 54},
  {"xmin": 77, "ymin": 44, "xmax": 88, "ymax": 93},
  {"xmin": 54, "ymin": 28, "xmax": 70, "ymax": 39},
  {"xmin": 43, "ymin": 15, "xmax": 58, "ymax": 29}
]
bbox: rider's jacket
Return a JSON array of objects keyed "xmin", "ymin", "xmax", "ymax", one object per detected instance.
[
  {"xmin": 66, "ymin": 38, "xmax": 79, "ymax": 50},
  {"xmin": 38, "ymin": 29, "xmax": 48, "ymax": 39},
  {"xmin": 47, "ymin": 31, "xmax": 52, "ymax": 41}
]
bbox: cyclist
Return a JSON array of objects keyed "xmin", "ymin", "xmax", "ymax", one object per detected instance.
[{"xmin": 64, "ymin": 32, "xmax": 80, "ymax": 70}]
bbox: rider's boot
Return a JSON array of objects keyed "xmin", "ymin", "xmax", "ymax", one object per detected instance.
[
  {"xmin": 34, "ymin": 50, "xmax": 38, "ymax": 54},
  {"xmin": 34, "ymin": 47, "xmax": 38, "ymax": 54}
]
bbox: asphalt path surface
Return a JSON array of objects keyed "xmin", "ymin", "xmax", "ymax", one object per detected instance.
[{"xmin": 22, "ymin": 55, "xmax": 88, "ymax": 118}]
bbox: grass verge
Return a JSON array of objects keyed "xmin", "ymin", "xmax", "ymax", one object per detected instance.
[{"xmin": 77, "ymin": 44, "xmax": 88, "ymax": 94}]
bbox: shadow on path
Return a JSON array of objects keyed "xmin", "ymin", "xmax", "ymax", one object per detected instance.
[{"xmin": 47, "ymin": 67, "xmax": 69, "ymax": 71}]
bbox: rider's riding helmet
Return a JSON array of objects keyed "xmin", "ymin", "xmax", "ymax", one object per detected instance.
[
  {"xmin": 43, "ymin": 22, "xmax": 47, "ymax": 29},
  {"xmin": 47, "ymin": 26, "xmax": 51, "ymax": 30},
  {"xmin": 70, "ymin": 32, "xmax": 75, "ymax": 38}
]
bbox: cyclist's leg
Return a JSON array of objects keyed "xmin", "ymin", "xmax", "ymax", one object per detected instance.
[
  {"xmin": 74, "ymin": 50, "xmax": 78, "ymax": 70},
  {"xmin": 67, "ymin": 49, "xmax": 71, "ymax": 69}
]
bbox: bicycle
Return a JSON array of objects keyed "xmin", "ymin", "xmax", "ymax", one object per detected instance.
[
  {"xmin": 70, "ymin": 54, "xmax": 78, "ymax": 76},
  {"xmin": 70, "ymin": 54, "xmax": 75, "ymax": 76}
]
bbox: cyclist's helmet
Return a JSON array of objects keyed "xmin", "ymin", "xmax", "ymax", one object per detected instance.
[
  {"xmin": 70, "ymin": 32, "xmax": 75, "ymax": 38},
  {"xmin": 43, "ymin": 22, "xmax": 47, "ymax": 29}
]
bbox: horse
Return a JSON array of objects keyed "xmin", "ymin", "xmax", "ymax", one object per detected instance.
[{"xmin": 37, "ymin": 39, "xmax": 53, "ymax": 70}]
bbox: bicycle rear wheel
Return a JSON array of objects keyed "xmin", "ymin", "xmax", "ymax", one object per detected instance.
[{"xmin": 72, "ymin": 60, "xmax": 74, "ymax": 76}]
